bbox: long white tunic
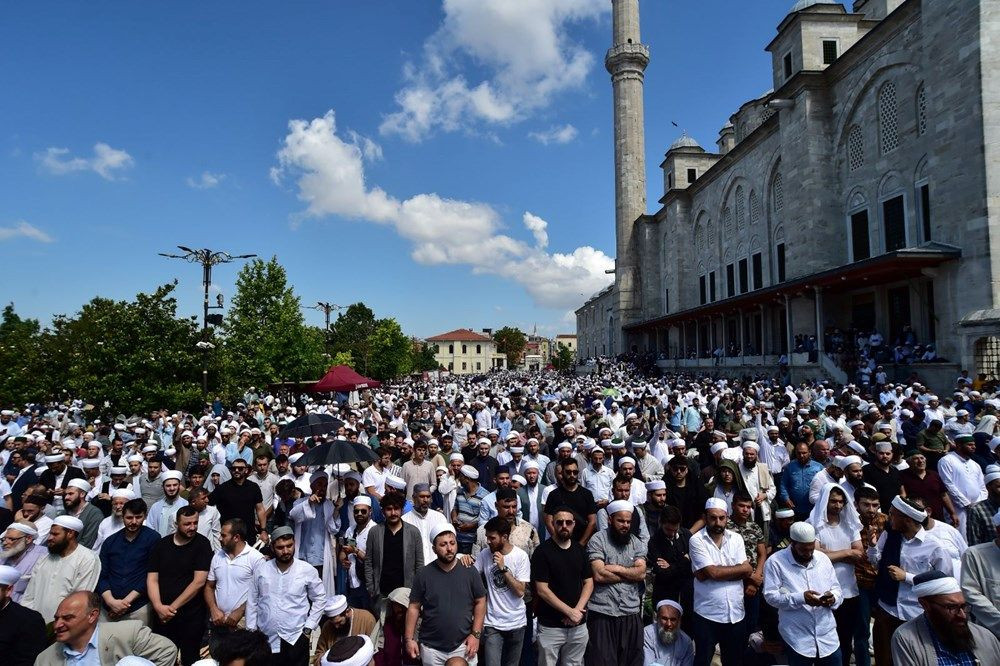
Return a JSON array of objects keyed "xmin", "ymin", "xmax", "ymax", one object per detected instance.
[{"xmin": 21, "ymin": 545, "xmax": 102, "ymax": 622}]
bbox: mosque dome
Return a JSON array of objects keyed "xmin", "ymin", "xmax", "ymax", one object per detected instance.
[
  {"xmin": 669, "ymin": 133, "xmax": 702, "ymax": 151},
  {"xmin": 789, "ymin": 0, "xmax": 832, "ymax": 12}
]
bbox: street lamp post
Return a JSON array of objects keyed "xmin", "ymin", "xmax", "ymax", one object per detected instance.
[
  {"xmin": 310, "ymin": 301, "xmax": 345, "ymax": 352},
  {"xmin": 159, "ymin": 246, "xmax": 257, "ymax": 395}
]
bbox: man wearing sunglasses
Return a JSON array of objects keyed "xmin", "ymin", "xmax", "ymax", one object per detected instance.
[{"xmin": 339, "ymin": 496, "xmax": 376, "ymax": 612}]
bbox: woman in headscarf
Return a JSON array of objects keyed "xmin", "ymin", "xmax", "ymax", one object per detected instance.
[{"xmin": 203, "ymin": 463, "xmax": 231, "ymax": 493}]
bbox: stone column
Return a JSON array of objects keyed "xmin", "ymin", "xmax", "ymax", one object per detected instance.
[
  {"xmin": 814, "ymin": 287, "xmax": 825, "ymax": 354},
  {"xmin": 784, "ymin": 294, "xmax": 794, "ymax": 355}
]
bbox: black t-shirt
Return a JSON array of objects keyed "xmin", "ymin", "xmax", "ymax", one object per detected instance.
[
  {"xmin": 530, "ymin": 538, "xmax": 592, "ymax": 627},
  {"xmin": 210, "ymin": 479, "xmax": 263, "ymax": 531},
  {"xmin": 380, "ymin": 525, "xmax": 405, "ymax": 594},
  {"xmin": 411, "ymin": 561, "xmax": 486, "ymax": 651},
  {"xmin": 863, "ymin": 464, "xmax": 902, "ymax": 512},
  {"xmin": 147, "ymin": 533, "xmax": 213, "ymax": 617},
  {"xmin": 666, "ymin": 481, "xmax": 706, "ymax": 529},
  {"xmin": 543, "ymin": 485, "xmax": 596, "ymax": 542}
]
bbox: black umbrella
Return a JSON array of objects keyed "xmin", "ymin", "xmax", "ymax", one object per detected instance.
[
  {"xmin": 277, "ymin": 413, "xmax": 345, "ymax": 439},
  {"xmin": 295, "ymin": 438, "xmax": 379, "ymax": 467}
]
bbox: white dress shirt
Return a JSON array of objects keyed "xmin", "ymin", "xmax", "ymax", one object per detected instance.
[
  {"xmin": 581, "ymin": 465, "xmax": 614, "ymax": 503},
  {"xmin": 208, "ymin": 543, "xmax": 265, "ymax": 615},
  {"xmin": 345, "ymin": 520, "xmax": 376, "ymax": 589},
  {"xmin": 813, "ymin": 520, "xmax": 861, "ymax": 598},
  {"xmin": 937, "ymin": 452, "xmax": 987, "ymax": 509},
  {"xmin": 763, "ymin": 547, "xmax": 843, "ymax": 658},
  {"xmin": 247, "ymin": 557, "xmax": 326, "ymax": 652},
  {"xmin": 402, "ymin": 508, "xmax": 448, "ymax": 565},
  {"xmin": 688, "ymin": 528, "xmax": 747, "ymax": 623},
  {"xmin": 867, "ymin": 527, "xmax": 952, "ymax": 620}
]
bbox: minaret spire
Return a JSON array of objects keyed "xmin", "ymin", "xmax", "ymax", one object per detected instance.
[{"xmin": 606, "ymin": 0, "xmax": 649, "ymax": 351}]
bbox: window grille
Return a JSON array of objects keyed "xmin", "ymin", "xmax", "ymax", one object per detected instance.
[
  {"xmin": 773, "ymin": 173, "xmax": 784, "ymax": 212},
  {"xmin": 749, "ymin": 190, "xmax": 760, "ymax": 225},
  {"xmin": 736, "ymin": 186, "xmax": 746, "ymax": 230},
  {"xmin": 917, "ymin": 85, "xmax": 927, "ymax": 136},
  {"xmin": 848, "ymin": 125, "xmax": 864, "ymax": 171},
  {"xmin": 724, "ymin": 206, "xmax": 734, "ymax": 235},
  {"xmin": 879, "ymin": 82, "xmax": 899, "ymax": 154}
]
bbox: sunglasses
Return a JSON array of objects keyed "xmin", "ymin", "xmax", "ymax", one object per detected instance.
[{"xmin": 554, "ymin": 519, "xmax": 575, "ymax": 526}]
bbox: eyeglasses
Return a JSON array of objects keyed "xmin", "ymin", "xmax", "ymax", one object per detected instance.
[
  {"xmin": 929, "ymin": 601, "xmax": 970, "ymax": 615},
  {"xmin": 554, "ymin": 520, "xmax": 575, "ymax": 526}
]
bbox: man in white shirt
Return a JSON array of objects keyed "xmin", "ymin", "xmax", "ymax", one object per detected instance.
[
  {"xmin": 339, "ymin": 496, "xmax": 376, "ymax": 611},
  {"xmin": 763, "ymin": 521, "xmax": 843, "ymax": 664},
  {"xmin": 581, "ymin": 447, "xmax": 614, "ymax": 509},
  {"xmin": 247, "ymin": 525, "xmax": 326, "ymax": 662},
  {"xmin": 938, "ymin": 435, "xmax": 988, "ymax": 536},
  {"xmin": 688, "ymin": 497, "xmax": 751, "ymax": 666},
  {"xmin": 361, "ymin": 448, "xmax": 398, "ymax": 502},
  {"xmin": 247, "ymin": 453, "xmax": 279, "ymax": 521},
  {"xmin": 21, "ymin": 515, "xmax": 102, "ymax": 623},
  {"xmin": 94, "ymin": 488, "xmax": 134, "ymax": 550},
  {"xmin": 475, "ymin": 515, "xmax": 531, "ymax": 666},
  {"xmin": 809, "ymin": 482, "xmax": 864, "ymax": 664},
  {"xmin": 205, "ymin": 517, "xmax": 265, "ymax": 653},
  {"xmin": 145, "ymin": 470, "xmax": 187, "ymax": 537},
  {"xmin": 401, "ymin": 484, "xmax": 447, "ymax": 565}
]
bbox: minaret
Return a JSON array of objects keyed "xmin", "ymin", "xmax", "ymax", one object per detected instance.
[{"xmin": 606, "ymin": 0, "xmax": 649, "ymax": 351}]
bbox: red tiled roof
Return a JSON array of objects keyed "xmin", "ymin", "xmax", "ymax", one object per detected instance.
[{"xmin": 426, "ymin": 328, "xmax": 493, "ymax": 342}]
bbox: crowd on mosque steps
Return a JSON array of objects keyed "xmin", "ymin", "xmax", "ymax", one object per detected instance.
[{"xmin": 1, "ymin": 362, "xmax": 1000, "ymax": 666}]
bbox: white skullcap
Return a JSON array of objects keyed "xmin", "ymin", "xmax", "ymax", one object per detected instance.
[
  {"xmin": 0, "ymin": 565, "xmax": 21, "ymax": 587},
  {"xmin": 288, "ymin": 453, "xmax": 304, "ymax": 463},
  {"xmin": 847, "ymin": 442, "xmax": 867, "ymax": 455},
  {"xmin": 875, "ymin": 442, "xmax": 893, "ymax": 452},
  {"xmin": 4, "ymin": 522, "xmax": 38, "ymax": 538},
  {"xmin": 161, "ymin": 470, "xmax": 183, "ymax": 483},
  {"xmin": 53, "ymin": 515, "xmax": 85, "ymax": 533},
  {"xmin": 164, "ymin": 447, "xmax": 177, "ymax": 456},
  {"xmin": 956, "ymin": 409, "xmax": 969, "ymax": 417},
  {"xmin": 79, "ymin": 459, "xmax": 101, "ymax": 469},
  {"xmin": 556, "ymin": 442, "xmax": 573, "ymax": 451},
  {"xmin": 449, "ymin": 453, "xmax": 465, "ymax": 462},
  {"xmin": 67, "ymin": 479, "xmax": 91, "ymax": 493},
  {"xmin": 645, "ymin": 480, "xmax": 666, "ymax": 491},
  {"xmin": 741, "ymin": 442, "xmax": 760, "ymax": 452},
  {"xmin": 523, "ymin": 460, "xmax": 540, "ymax": 471},
  {"xmin": 310, "ymin": 470, "xmax": 329, "ymax": 484},
  {"xmin": 112, "ymin": 488, "xmax": 135, "ymax": 499},
  {"xmin": 836, "ymin": 455, "xmax": 863, "ymax": 470},
  {"xmin": 320, "ymin": 634, "xmax": 375, "ymax": 666},
  {"xmin": 429, "ymin": 522, "xmax": 456, "ymax": 543},
  {"xmin": 141, "ymin": 445, "xmax": 158, "ymax": 454},
  {"xmin": 789, "ymin": 522, "xmax": 816, "ymax": 543},
  {"xmin": 705, "ymin": 498, "xmax": 728, "ymax": 512},
  {"xmin": 385, "ymin": 475, "xmax": 406, "ymax": 490},
  {"xmin": 460, "ymin": 465, "xmax": 479, "ymax": 480},
  {"xmin": 509, "ymin": 446, "xmax": 524, "ymax": 454},
  {"xmin": 606, "ymin": 500, "xmax": 634, "ymax": 516},
  {"xmin": 324, "ymin": 594, "xmax": 349, "ymax": 616},
  {"xmin": 610, "ymin": 440, "xmax": 626, "ymax": 449},
  {"xmin": 512, "ymin": 474, "xmax": 527, "ymax": 486},
  {"xmin": 848, "ymin": 420, "xmax": 865, "ymax": 428},
  {"xmin": 43, "ymin": 454, "xmax": 64, "ymax": 463},
  {"xmin": 892, "ymin": 496, "xmax": 927, "ymax": 522},
  {"xmin": 656, "ymin": 599, "xmax": 683, "ymax": 615},
  {"xmin": 986, "ymin": 471, "xmax": 1000, "ymax": 485},
  {"xmin": 126, "ymin": 454, "xmax": 144, "ymax": 463},
  {"xmin": 740, "ymin": 428, "xmax": 759, "ymax": 442},
  {"xmin": 352, "ymin": 496, "xmax": 372, "ymax": 508},
  {"xmin": 618, "ymin": 456, "xmax": 635, "ymax": 467},
  {"xmin": 632, "ymin": 440, "xmax": 648, "ymax": 449},
  {"xmin": 767, "ymin": 425, "xmax": 779, "ymax": 433},
  {"xmin": 591, "ymin": 447, "xmax": 605, "ymax": 455},
  {"xmin": 774, "ymin": 508, "xmax": 795, "ymax": 519},
  {"xmin": 710, "ymin": 442, "xmax": 727, "ymax": 455},
  {"xmin": 912, "ymin": 573, "xmax": 962, "ymax": 598},
  {"xmin": 477, "ymin": 438, "xmax": 491, "ymax": 446}
]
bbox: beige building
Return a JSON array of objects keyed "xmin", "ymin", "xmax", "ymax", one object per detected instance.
[
  {"xmin": 577, "ymin": 0, "xmax": 1000, "ymax": 389},
  {"xmin": 427, "ymin": 329, "xmax": 507, "ymax": 375},
  {"xmin": 555, "ymin": 334, "xmax": 578, "ymax": 358}
]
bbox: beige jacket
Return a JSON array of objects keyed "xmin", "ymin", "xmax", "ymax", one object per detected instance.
[{"xmin": 34, "ymin": 620, "xmax": 178, "ymax": 666}]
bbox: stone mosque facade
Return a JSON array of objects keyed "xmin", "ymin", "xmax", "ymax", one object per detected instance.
[{"xmin": 576, "ymin": 0, "xmax": 1000, "ymax": 388}]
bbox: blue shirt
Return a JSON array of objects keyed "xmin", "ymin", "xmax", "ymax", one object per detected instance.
[
  {"xmin": 455, "ymin": 485, "xmax": 488, "ymax": 545},
  {"xmin": 779, "ymin": 459, "xmax": 824, "ymax": 515},
  {"xmin": 298, "ymin": 506, "xmax": 327, "ymax": 566},
  {"xmin": 225, "ymin": 443, "xmax": 253, "ymax": 465},
  {"xmin": 63, "ymin": 624, "xmax": 100, "ymax": 665},
  {"xmin": 96, "ymin": 525, "xmax": 160, "ymax": 609}
]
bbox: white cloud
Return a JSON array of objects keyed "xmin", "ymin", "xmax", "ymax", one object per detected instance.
[
  {"xmin": 273, "ymin": 110, "xmax": 613, "ymax": 309},
  {"xmin": 0, "ymin": 220, "xmax": 54, "ymax": 243},
  {"xmin": 380, "ymin": 0, "xmax": 608, "ymax": 142},
  {"xmin": 36, "ymin": 142, "xmax": 134, "ymax": 180},
  {"xmin": 186, "ymin": 171, "xmax": 226, "ymax": 189},
  {"xmin": 529, "ymin": 123, "xmax": 578, "ymax": 145}
]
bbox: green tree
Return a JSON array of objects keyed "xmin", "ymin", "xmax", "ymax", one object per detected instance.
[
  {"xmin": 222, "ymin": 257, "xmax": 325, "ymax": 393},
  {"xmin": 367, "ymin": 318, "xmax": 413, "ymax": 380},
  {"xmin": 493, "ymin": 326, "xmax": 526, "ymax": 368},
  {"xmin": 411, "ymin": 341, "xmax": 441, "ymax": 372},
  {"xmin": 328, "ymin": 303, "xmax": 377, "ymax": 374},
  {"xmin": 551, "ymin": 342, "xmax": 576, "ymax": 372},
  {"xmin": 0, "ymin": 305, "xmax": 47, "ymax": 404}
]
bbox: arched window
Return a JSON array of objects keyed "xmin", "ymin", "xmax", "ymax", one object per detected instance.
[
  {"xmin": 696, "ymin": 222, "xmax": 705, "ymax": 256},
  {"xmin": 735, "ymin": 186, "xmax": 746, "ymax": 230},
  {"xmin": 749, "ymin": 190, "xmax": 761, "ymax": 225},
  {"xmin": 724, "ymin": 206, "xmax": 734, "ymax": 236},
  {"xmin": 705, "ymin": 221, "xmax": 714, "ymax": 257},
  {"xmin": 772, "ymin": 173, "xmax": 784, "ymax": 213},
  {"xmin": 879, "ymin": 81, "xmax": 899, "ymax": 154},
  {"xmin": 848, "ymin": 125, "xmax": 864, "ymax": 172},
  {"xmin": 916, "ymin": 84, "xmax": 927, "ymax": 136}
]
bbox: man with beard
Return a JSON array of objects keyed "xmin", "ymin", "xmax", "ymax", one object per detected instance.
[
  {"xmin": 475, "ymin": 516, "xmax": 531, "ymax": 666},
  {"xmin": 210, "ymin": 457, "xmax": 268, "ymax": 548},
  {"xmin": 0, "ymin": 564, "xmax": 47, "ymax": 666},
  {"xmin": 837, "ymin": 456, "xmax": 869, "ymax": 507},
  {"xmin": 763, "ymin": 521, "xmax": 843, "ymax": 665},
  {"xmin": 403, "ymin": 483, "xmax": 448, "ymax": 565},
  {"xmin": 146, "ymin": 469, "xmax": 188, "ymax": 537},
  {"xmin": 584, "ymin": 499, "xmax": 646, "ymax": 666},
  {"xmin": 739, "ymin": 442, "xmax": 775, "ymax": 533},
  {"xmin": 97, "ymin": 497, "xmax": 159, "ymax": 624},
  {"xmin": 94, "ymin": 487, "xmax": 131, "ymax": 550},
  {"xmin": 642, "ymin": 599, "xmax": 694, "ymax": 666},
  {"xmin": 0, "ymin": 522, "xmax": 45, "ymax": 600},
  {"xmin": 93, "ymin": 465, "xmax": 130, "ymax": 518},
  {"xmin": 364, "ymin": 493, "xmax": 423, "ymax": 609},
  {"xmin": 471, "ymin": 438, "xmax": 501, "ymax": 493},
  {"xmin": 289, "ymin": 470, "xmax": 340, "ymax": 595},
  {"xmin": 780, "ymin": 442, "xmax": 823, "ymax": 519},
  {"xmin": 205, "ymin": 518, "xmax": 266, "ymax": 654},
  {"xmin": 939, "ymin": 434, "xmax": 988, "ymax": 536},
  {"xmin": 543, "ymin": 459, "xmax": 597, "ymax": 545},
  {"xmin": 312, "ymin": 593, "xmax": 378, "ymax": 665},
  {"xmin": 900, "ymin": 449, "xmax": 957, "ymax": 524},
  {"xmin": 38, "ymin": 452, "xmax": 85, "ymax": 513},
  {"xmin": 689, "ymin": 498, "xmax": 751, "ymax": 666},
  {"xmin": 891, "ymin": 570, "xmax": 1000, "ymax": 665},
  {"xmin": 596, "ymin": 476, "xmax": 649, "ymax": 549},
  {"xmin": 961, "ymin": 508, "xmax": 1000, "ymax": 640},
  {"xmin": 862, "ymin": 440, "xmax": 904, "ymax": 514},
  {"xmin": 339, "ymin": 496, "xmax": 376, "ymax": 612},
  {"xmin": 664, "ymin": 456, "xmax": 706, "ymax": 532},
  {"xmin": 133, "ymin": 456, "xmax": 166, "ymax": 510},
  {"xmin": 809, "ymin": 483, "xmax": 864, "ymax": 666},
  {"xmin": 404, "ymin": 523, "xmax": 486, "ymax": 664},
  {"xmin": 248, "ymin": 526, "xmax": 326, "ymax": 664},
  {"xmin": 453, "ymin": 465, "xmax": 488, "ymax": 554},
  {"xmin": 21, "ymin": 515, "xmax": 101, "ymax": 623},
  {"xmin": 519, "ymin": 460, "xmax": 545, "ymax": 537},
  {"xmin": 647, "ymin": 505, "xmax": 694, "ymax": 634},
  {"xmin": 60, "ymin": 478, "xmax": 103, "ymax": 549}
]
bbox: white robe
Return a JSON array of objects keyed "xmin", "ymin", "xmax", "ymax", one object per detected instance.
[
  {"xmin": 21, "ymin": 545, "xmax": 101, "ymax": 622},
  {"xmin": 289, "ymin": 498, "xmax": 339, "ymax": 597}
]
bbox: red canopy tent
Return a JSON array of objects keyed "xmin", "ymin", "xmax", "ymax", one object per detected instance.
[{"xmin": 309, "ymin": 365, "xmax": 381, "ymax": 393}]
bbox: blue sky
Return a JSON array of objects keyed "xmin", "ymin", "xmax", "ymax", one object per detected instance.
[{"xmin": 2, "ymin": 0, "xmax": 795, "ymax": 338}]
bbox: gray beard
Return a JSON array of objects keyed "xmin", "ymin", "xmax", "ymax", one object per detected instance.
[
  {"xmin": 657, "ymin": 628, "xmax": 677, "ymax": 645},
  {"xmin": 0, "ymin": 540, "xmax": 28, "ymax": 560}
]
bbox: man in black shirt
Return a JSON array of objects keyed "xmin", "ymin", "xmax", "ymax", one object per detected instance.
[
  {"xmin": 147, "ymin": 505, "xmax": 213, "ymax": 665},
  {"xmin": 664, "ymin": 456, "xmax": 706, "ymax": 532},
  {"xmin": 532, "ymin": 505, "xmax": 593, "ymax": 666},
  {"xmin": 209, "ymin": 458, "xmax": 268, "ymax": 547},
  {"xmin": 647, "ymin": 504, "xmax": 694, "ymax": 635},
  {"xmin": 543, "ymin": 459, "xmax": 597, "ymax": 545},
  {"xmin": 863, "ymin": 440, "xmax": 904, "ymax": 511}
]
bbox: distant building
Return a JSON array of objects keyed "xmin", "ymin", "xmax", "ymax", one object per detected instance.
[
  {"xmin": 555, "ymin": 334, "xmax": 578, "ymax": 359},
  {"xmin": 427, "ymin": 329, "xmax": 507, "ymax": 374}
]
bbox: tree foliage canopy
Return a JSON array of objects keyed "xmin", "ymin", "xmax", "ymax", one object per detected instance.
[{"xmin": 493, "ymin": 326, "xmax": 526, "ymax": 368}]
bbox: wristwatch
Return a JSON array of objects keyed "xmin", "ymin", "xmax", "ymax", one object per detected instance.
[
  {"xmin": 499, "ymin": 566, "xmax": 509, "ymax": 574},
  {"xmin": 471, "ymin": 629, "xmax": 482, "ymax": 639}
]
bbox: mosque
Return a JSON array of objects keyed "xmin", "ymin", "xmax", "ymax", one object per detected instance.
[{"xmin": 575, "ymin": 0, "xmax": 1000, "ymax": 388}]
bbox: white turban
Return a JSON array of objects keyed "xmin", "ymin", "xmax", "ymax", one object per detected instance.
[
  {"xmin": 741, "ymin": 442, "xmax": 760, "ymax": 452},
  {"xmin": 4, "ymin": 523, "xmax": 38, "ymax": 538},
  {"xmin": 112, "ymin": 489, "xmax": 136, "ymax": 499},
  {"xmin": 705, "ymin": 498, "xmax": 728, "ymax": 512},
  {"xmin": 66, "ymin": 479, "xmax": 92, "ymax": 493},
  {"xmin": 618, "ymin": 456, "xmax": 636, "ymax": 467},
  {"xmin": 892, "ymin": 496, "xmax": 927, "ymax": 523},
  {"xmin": 912, "ymin": 573, "xmax": 962, "ymax": 598},
  {"xmin": 523, "ymin": 461, "xmax": 540, "ymax": 471},
  {"xmin": 656, "ymin": 599, "xmax": 683, "ymax": 614},
  {"xmin": 875, "ymin": 442, "xmax": 893, "ymax": 453},
  {"xmin": 53, "ymin": 515, "xmax": 85, "ymax": 533},
  {"xmin": 352, "ymin": 496, "xmax": 372, "ymax": 508},
  {"xmin": 710, "ymin": 442, "xmax": 727, "ymax": 455},
  {"xmin": 836, "ymin": 455, "xmax": 862, "ymax": 470},
  {"xmin": 319, "ymin": 635, "xmax": 375, "ymax": 666},
  {"xmin": 645, "ymin": 480, "xmax": 666, "ymax": 491},
  {"xmin": 606, "ymin": 500, "xmax": 634, "ymax": 516}
]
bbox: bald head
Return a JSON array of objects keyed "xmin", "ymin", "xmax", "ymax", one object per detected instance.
[{"xmin": 53, "ymin": 591, "xmax": 100, "ymax": 649}]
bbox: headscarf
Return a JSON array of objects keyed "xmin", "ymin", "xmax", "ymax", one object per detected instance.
[
  {"xmin": 204, "ymin": 464, "xmax": 232, "ymax": 492},
  {"xmin": 809, "ymin": 482, "xmax": 862, "ymax": 534}
]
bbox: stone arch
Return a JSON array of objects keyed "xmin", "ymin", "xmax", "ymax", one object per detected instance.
[
  {"xmin": 833, "ymin": 57, "xmax": 919, "ymax": 158},
  {"xmin": 914, "ymin": 155, "xmax": 929, "ymax": 183},
  {"xmin": 878, "ymin": 171, "xmax": 905, "ymax": 199}
]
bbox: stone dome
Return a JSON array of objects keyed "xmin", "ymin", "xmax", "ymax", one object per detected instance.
[
  {"xmin": 669, "ymin": 133, "xmax": 702, "ymax": 151},
  {"xmin": 789, "ymin": 0, "xmax": 832, "ymax": 12}
]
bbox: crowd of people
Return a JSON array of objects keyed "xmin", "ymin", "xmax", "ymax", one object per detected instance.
[{"xmin": 1, "ymin": 360, "xmax": 1000, "ymax": 666}]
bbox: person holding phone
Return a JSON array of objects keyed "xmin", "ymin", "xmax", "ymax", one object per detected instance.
[{"xmin": 763, "ymin": 521, "xmax": 843, "ymax": 666}]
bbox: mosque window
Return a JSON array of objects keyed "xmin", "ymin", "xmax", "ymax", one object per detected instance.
[
  {"xmin": 696, "ymin": 223, "xmax": 706, "ymax": 256},
  {"xmin": 462, "ymin": 345, "xmax": 467, "ymax": 354},
  {"xmin": 726, "ymin": 264, "xmax": 736, "ymax": 296},
  {"xmin": 752, "ymin": 253, "xmax": 763, "ymax": 290},
  {"xmin": 879, "ymin": 82, "xmax": 899, "ymax": 154},
  {"xmin": 664, "ymin": 288, "xmax": 669, "ymax": 313},
  {"xmin": 736, "ymin": 186, "xmax": 746, "ymax": 230},
  {"xmin": 687, "ymin": 168, "xmax": 697, "ymax": 184},
  {"xmin": 848, "ymin": 125, "xmax": 864, "ymax": 172},
  {"xmin": 822, "ymin": 40, "xmax": 838, "ymax": 65},
  {"xmin": 448, "ymin": 344, "xmax": 454, "ymax": 354},
  {"xmin": 709, "ymin": 271, "xmax": 717, "ymax": 301},
  {"xmin": 749, "ymin": 191, "xmax": 760, "ymax": 225},
  {"xmin": 667, "ymin": 172, "xmax": 674, "ymax": 189},
  {"xmin": 882, "ymin": 195, "xmax": 906, "ymax": 252},
  {"xmin": 476, "ymin": 345, "xmax": 481, "ymax": 354},
  {"xmin": 783, "ymin": 52, "xmax": 793, "ymax": 80},
  {"xmin": 919, "ymin": 183, "xmax": 931, "ymax": 241},
  {"xmin": 917, "ymin": 84, "xmax": 927, "ymax": 136},
  {"xmin": 699, "ymin": 276, "xmax": 707, "ymax": 305},
  {"xmin": 776, "ymin": 243, "xmax": 786, "ymax": 282},
  {"xmin": 738, "ymin": 259, "xmax": 749, "ymax": 294},
  {"xmin": 772, "ymin": 173, "xmax": 784, "ymax": 212},
  {"xmin": 850, "ymin": 210, "xmax": 871, "ymax": 261},
  {"xmin": 724, "ymin": 206, "xmax": 734, "ymax": 236}
]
